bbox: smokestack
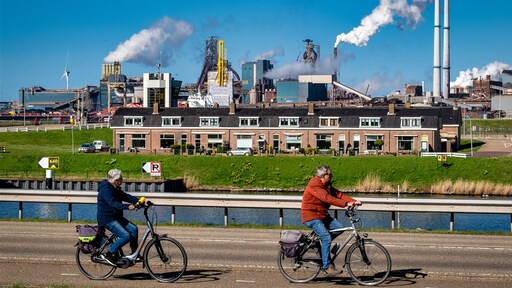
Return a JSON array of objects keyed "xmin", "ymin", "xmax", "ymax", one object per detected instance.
[
  {"xmin": 333, "ymin": 47, "xmax": 338, "ymax": 82},
  {"xmin": 433, "ymin": 0, "xmax": 441, "ymax": 98},
  {"xmin": 442, "ymin": 0, "xmax": 450, "ymax": 99}
]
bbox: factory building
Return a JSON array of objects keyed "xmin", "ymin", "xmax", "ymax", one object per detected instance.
[{"xmin": 241, "ymin": 59, "xmax": 273, "ymax": 103}]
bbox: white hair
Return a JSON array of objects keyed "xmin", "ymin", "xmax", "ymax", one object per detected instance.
[
  {"xmin": 107, "ymin": 169, "xmax": 123, "ymax": 184},
  {"xmin": 315, "ymin": 165, "xmax": 331, "ymax": 177}
]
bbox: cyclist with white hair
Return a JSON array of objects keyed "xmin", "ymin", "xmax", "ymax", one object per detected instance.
[{"xmin": 97, "ymin": 169, "xmax": 145, "ymax": 266}]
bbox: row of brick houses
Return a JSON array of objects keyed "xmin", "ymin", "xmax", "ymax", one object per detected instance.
[{"xmin": 110, "ymin": 103, "xmax": 462, "ymax": 155}]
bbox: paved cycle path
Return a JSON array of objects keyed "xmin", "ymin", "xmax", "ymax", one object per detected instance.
[{"xmin": 1, "ymin": 221, "xmax": 511, "ymax": 287}]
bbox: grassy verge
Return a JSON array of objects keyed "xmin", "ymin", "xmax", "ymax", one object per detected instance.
[{"xmin": 1, "ymin": 127, "xmax": 512, "ymax": 195}]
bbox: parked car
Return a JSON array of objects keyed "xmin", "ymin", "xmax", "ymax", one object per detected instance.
[
  {"xmin": 227, "ymin": 147, "xmax": 253, "ymax": 156},
  {"xmin": 93, "ymin": 140, "xmax": 110, "ymax": 151},
  {"xmin": 78, "ymin": 143, "xmax": 95, "ymax": 153}
]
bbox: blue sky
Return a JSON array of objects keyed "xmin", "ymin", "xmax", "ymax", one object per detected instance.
[{"xmin": 1, "ymin": 0, "xmax": 511, "ymax": 102}]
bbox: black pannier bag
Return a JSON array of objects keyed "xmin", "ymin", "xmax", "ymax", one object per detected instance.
[
  {"xmin": 76, "ymin": 225, "xmax": 99, "ymax": 254},
  {"xmin": 279, "ymin": 230, "xmax": 304, "ymax": 258}
]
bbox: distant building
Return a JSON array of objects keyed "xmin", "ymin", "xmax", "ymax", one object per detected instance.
[
  {"xmin": 110, "ymin": 103, "xmax": 461, "ymax": 154},
  {"xmin": 241, "ymin": 60, "xmax": 273, "ymax": 103},
  {"xmin": 17, "ymin": 85, "xmax": 99, "ymax": 113},
  {"xmin": 472, "ymin": 75, "xmax": 502, "ymax": 99}
]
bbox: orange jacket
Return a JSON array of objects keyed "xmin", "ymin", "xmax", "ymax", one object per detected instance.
[{"xmin": 301, "ymin": 176, "xmax": 356, "ymax": 223}]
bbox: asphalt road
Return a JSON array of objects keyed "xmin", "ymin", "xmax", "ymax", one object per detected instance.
[{"xmin": 1, "ymin": 221, "xmax": 511, "ymax": 288}]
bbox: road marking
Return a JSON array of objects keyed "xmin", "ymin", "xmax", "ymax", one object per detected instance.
[
  {"xmin": 236, "ymin": 280, "xmax": 256, "ymax": 283},
  {"xmin": 61, "ymin": 273, "xmax": 79, "ymax": 276}
]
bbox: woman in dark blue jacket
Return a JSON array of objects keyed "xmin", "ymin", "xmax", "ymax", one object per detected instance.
[{"xmin": 97, "ymin": 169, "xmax": 142, "ymax": 266}]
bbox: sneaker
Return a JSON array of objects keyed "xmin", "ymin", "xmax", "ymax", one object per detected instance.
[
  {"xmin": 98, "ymin": 253, "xmax": 117, "ymax": 266},
  {"xmin": 324, "ymin": 266, "xmax": 342, "ymax": 276},
  {"xmin": 331, "ymin": 243, "xmax": 340, "ymax": 255}
]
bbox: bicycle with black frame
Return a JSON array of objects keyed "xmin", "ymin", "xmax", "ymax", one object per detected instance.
[
  {"xmin": 278, "ymin": 206, "xmax": 392, "ymax": 286},
  {"xmin": 75, "ymin": 197, "xmax": 187, "ymax": 283}
]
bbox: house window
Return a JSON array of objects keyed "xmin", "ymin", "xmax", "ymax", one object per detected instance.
[
  {"xmin": 124, "ymin": 116, "xmax": 143, "ymax": 126},
  {"xmin": 240, "ymin": 117, "xmax": 259, "ymax": 127},
  {"xmin": 131, "ymin": 134, "xmax": 146, "ymax": 149},
  {"xmin": 319, "ymin": 117, "xmax": 338, "ymax": 127},
  {"xmin": 366, "ymin": 135, "xmax": 383, "ymax": 151},
  {"xmin": 200, "ymin": 117, "xmax": 219, "ymax": 127},
  {"xmin": 207, "ymin": 134, "xmax": 223, "ymax": 148},
  {"xmin": 160, "ymin": 134, "xmax": 174, "ymax": 149},
  {"xmin": 360, "ymin": 117, "xmax": 380, "ymax": 128},
  {"xmin": 162, "ymin": 117, "xmax": 181, "ymax": 126},
  {"xmin": 273, "ymin": 134, "xmax": 280, "ymax": 151},
  {"xmin": 401, "ymin": 117, "xmax": 422, "ymax": 128},
  {"xmin": 279, "ymin": 117, "xmax": 299, "ymax": 127},
  {"xmin": 285, "ymin": 135, "xmax": 301, "ymax": 150},
  {"xmin": 398, "ymin": 136, "xmax": 414, "ymax": 150},
  {"xmin": 316, "ymin": 134, "xmax": 332, "ymax": 149}
]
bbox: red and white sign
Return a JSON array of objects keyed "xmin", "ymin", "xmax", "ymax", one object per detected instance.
[{"xmin": 142, "ymin": 162, "xmax": 161, "ymax": 177}]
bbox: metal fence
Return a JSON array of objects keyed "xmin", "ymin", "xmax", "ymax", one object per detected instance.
[{"xmin": 1, "ymin": 189, "xmax": 512, "ymax": 231}]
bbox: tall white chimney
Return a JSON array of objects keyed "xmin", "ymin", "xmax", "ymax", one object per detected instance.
[
  {"xmin": 433, "ymin": 0, "xmax": 441, "ymax": 98},
  {"xmin": 442, "ymin": 0, "xmax": 450, "ymax": 99}
]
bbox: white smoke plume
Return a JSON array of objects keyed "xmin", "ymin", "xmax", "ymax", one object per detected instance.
[
  {"xmin": 451, "ymin": 61, "xmax": 512, "ymax": 88},
  {"xmin": 254, "ymin": 46, "xmax": 285, "ymax": 61},
  {"xmin": 264, "ymin": 57, "xmax": 338, "ymax": 80},
  {"xmin": 334, "ymin": 0, "xmax": 429, "ymax": 47},
  {"xmin": 104, "ymin": 17, "xmax": 194, "ymax": 67}
]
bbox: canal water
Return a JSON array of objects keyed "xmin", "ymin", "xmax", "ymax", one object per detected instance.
[{"xmin": 1, "ymin": 192, "xmax": 510, "ymax": 232}]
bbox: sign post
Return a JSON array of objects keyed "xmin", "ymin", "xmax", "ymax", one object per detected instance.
[{"xmin": 38, "ymin": 157, "xmax": 60, "ymax": 189}]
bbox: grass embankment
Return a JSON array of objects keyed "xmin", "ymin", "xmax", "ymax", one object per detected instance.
[{"xmin": 1, "ymin": 127, "xmax": 512, "ymax": 195}]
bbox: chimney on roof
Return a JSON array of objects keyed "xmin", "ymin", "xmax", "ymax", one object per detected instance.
[
  {"xmin": 152, "ymin": 102, "xmax": 159, "ymax": 114},
  {"xmin": 308, "ymin": 102, "xmax": 315, "ymax": 115},
  {"xmin": 388, "ymin": 103, "xmax": 395, "ymax": 115},
  {"xmin": 229, "ymin": 102, "xmax": 236, "ymax": 115}
]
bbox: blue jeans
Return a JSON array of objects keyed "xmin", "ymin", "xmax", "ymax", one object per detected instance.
[
  {"xmin": 304, "ymin": 216, "xmax": 344, "ymax": 269},
  {"xmin": 105, "ymin": 218, "xmax": 138, "ymax": 255}
]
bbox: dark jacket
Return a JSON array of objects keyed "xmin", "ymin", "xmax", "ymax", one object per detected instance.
[
  {"xmin": 301, "ymin": 176, "xmax": 355, "ymax": 223},
  {"xmin": 97, "ymin": 179, "xmax": 139, "ymax": 226}
]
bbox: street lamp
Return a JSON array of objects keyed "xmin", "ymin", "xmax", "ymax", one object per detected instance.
[{"xmin": 465, "ymin": 116, "xmax": 473, "ymax": 157}]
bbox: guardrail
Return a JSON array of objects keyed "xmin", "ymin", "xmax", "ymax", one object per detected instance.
[
  {"xmin": 1, "ymin": 189, "xmax": 512, "ymax": 231},
  {"xmin": 0, "ymin": 123, "xmax": 109, "ymax": 133}
]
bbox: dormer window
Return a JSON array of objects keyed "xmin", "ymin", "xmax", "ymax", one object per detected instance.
[
  {"xmin": 319, "ymin": 117, "xmax": 339, "ymax": 127},
  {"xmin": 360, "ymin": 117, "xmax": 380, "ymax": 128},
  {"xmin": 239, "ymin": 117, "xmax": 259, "ymax": 127},
  {"xmin": 401, "ymin": 117, "xmax": 422, "ymax": 128},
  {"xmin": 162, "ymin": 117, "xmax": 181, "ymax": 126},
  {"xmin": 279, "ymin": 117, "xmax": 299, "ymax": 127},
  {"xmin": 200, "ymin": 117, "xmax": 219, "ymax": 127},
  {"xmin": 124, "ymin": 116, "xmax": 143, "ymax": 126}
]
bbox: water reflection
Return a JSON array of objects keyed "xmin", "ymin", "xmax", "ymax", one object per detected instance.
[{"xmin": 0, "ymin": 199, "xmax": 509, "ymax": 232}]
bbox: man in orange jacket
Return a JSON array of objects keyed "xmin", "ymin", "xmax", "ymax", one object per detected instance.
[{"xmin": 301, "ymin": 165, "xmax": 361, "ymax": 275}]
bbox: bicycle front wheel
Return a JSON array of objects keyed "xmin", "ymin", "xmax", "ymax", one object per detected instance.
[
  {"xmin": 345, "ymin": 239, "xmax": 391, "ymax": 286},
  {"xmin": 277, "ymin": 246, "xmax": 321, "ymax": 283},
  {"xmin": 75, "ymin": 247, "xmax": 116, "ymax": 280},
  {"xmin": 143, "ymin": 237, "xmax": 187, "ymax": 283}
]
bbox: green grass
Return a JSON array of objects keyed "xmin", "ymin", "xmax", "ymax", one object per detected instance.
[{"xmin": 1, "ymin": 127, "xmax": 512, "ymax": 192}]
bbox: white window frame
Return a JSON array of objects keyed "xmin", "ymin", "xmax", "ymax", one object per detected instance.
[
  {"xmin": 359, "ymin": 117, "xmax": 380, "ymax": 128},
  {"xmin": 200, "ymin": 117, "xmax": 219, "ymax": 127},
  {"xmin": 124, "ymin": 116, "xmax": 143, "ymax": 126},
  {"xmin": 401, "ymin": 117, "xmax": 422, "ymax": 128},
  {"xmin": 162, "ymin": 117, "xmax": 181, "ymax": 127},
  {"xmin": 319, "ymin": 117, "xmax": 339, "ymax": 127},
  {"xmin": 239, "ymin": 117, "xmax": 259, "ymax": 127},
  {"xmin": 279, "ymin": 117, "xmax": 299, "ymax": 127}
]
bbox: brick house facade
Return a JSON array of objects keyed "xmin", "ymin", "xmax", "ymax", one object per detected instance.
[{"xmin": 110, "ymin": 103, "xmax": 461, "ymax": 155}]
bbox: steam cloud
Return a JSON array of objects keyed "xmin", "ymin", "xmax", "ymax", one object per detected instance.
[
  {"xmin": 334, "ymin": 0, "xmax": 428, "ymax": 47},
  {"xmin": 254, "ymin": 46, "xmax": 285, "ymax": 61},
  {"xmin": 451, "ymin": 61, "xmax": 511, "ymax": 88},
  {"xmin": 264, "ymin": 57, "xmax": 338, "ymax": 80},
  {"xmin": 104, "ymin": 17, "xmax": 194, "ymax": 67}
]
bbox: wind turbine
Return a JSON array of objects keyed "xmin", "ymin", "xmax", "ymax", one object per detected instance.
[{"xmin": 61, "ymin": 52, "xmax": 70, "ymax": 90}]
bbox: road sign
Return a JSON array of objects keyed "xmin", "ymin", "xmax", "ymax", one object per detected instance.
[
  {"xmin": 437, "ymin": 155, "xmax": 447, "ymax": 162},
  {"xmin": 38, "ymin": 157, "xmax": 60, "ymax": 169},
  {"xmin": 142, "ymin": 162, "xmax": 161, "ymax": 177}
]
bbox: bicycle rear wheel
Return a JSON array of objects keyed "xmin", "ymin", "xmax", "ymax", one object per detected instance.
[
  {"xmin": 75, "ymin": 247, "xmax": 116, "ymax": 280},
  {"xmin": 277, "ymin": 245, "xmax": 321, "ymax": 283},
  {"xmin": 143, "ymin": 237, "xmax": 187, "ymax": 283},
  {"xmin": 345, "ymin": 239, "xmax": 391, "ymax": 286}
]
